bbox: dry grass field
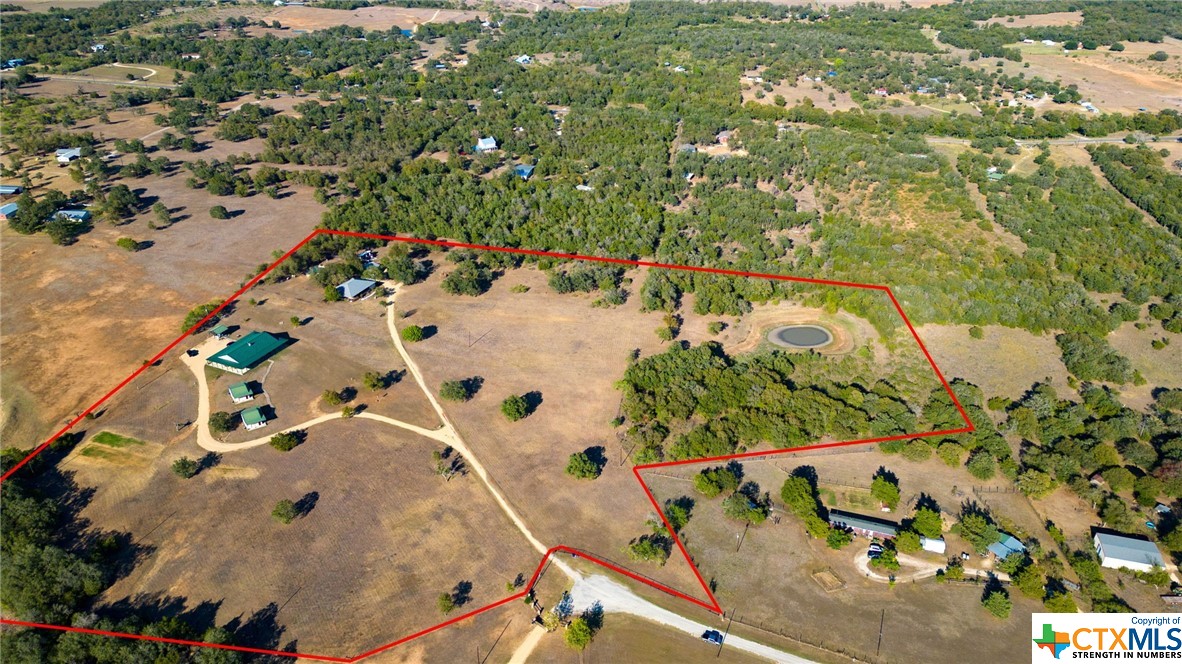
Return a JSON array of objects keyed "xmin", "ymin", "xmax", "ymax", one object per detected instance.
[
  {"xmin": 525, "ymin": 614, "xmax": 774, "ymax": 664},
  {"xmin": 975, "ymin": 11, "xmax": 1083, "ymax": 28},
  {"xmin": 0, "ymin": 162, "xmax": 325, "ymax": 451},
  {"xmin": 73, "ymin": 63, "xmax": 185, "ymax": 85},
  {"xmin": 52, "ymin": 417, "xmax": 540, "ymax": 659},
  {"xmin": 642, "ymin": 450, "xmax": 1050, "ymax": 664},
  {"xmin": 916, "ymin": 324, "xmax": 1073, "ymax": 401},
  {"xmin": 742, "ymin": 75, "xmax": 860, "ymax": 112}
]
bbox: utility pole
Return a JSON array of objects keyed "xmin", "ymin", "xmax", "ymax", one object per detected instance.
[
  {"xmin": 876, "ymin": 608, "xmax": 885, "ymax": 657},
  {"xmin": 735, "ymin": 522, "xmax": 751, "ymax": 552},
  {"xmin": 717, "ymin": 608, "xmax": 736, "ymax": 658}
]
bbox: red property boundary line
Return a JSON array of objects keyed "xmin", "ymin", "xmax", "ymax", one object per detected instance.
[{"xmin": 0, "ymin": 230, "xmax": 974, "ymax": 662}]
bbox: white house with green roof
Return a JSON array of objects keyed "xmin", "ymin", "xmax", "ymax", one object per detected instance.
[
  {"xmin": 227, "ymin": 382, "xmax": 256, "ymax": 404},
  {"xmin": 241, "ymin": 407, "xmax": 268, "ymax": 431}
]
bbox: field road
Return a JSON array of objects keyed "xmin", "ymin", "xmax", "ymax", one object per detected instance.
[
  {"xmin": 182, "ymin": 286, "xmax": 805, "ymax": 663},
  {"xmin": 40, "ymin": 73, "xmax": 177, "ymax": 90},
  {"xmin": 569, "ymin": 575, "xmax": 813, "ymax": 664},
  {"xmin": 852, "ymin": 551, "xmax": 1008, "ymax": 584}
]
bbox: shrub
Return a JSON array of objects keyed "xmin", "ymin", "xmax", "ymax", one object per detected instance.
[
  {"xmin": 1109, "ymin": 42, "xmax": 1125, "ymax": 52},
  {"xmin": 115, "ymin": 237, "xmax": 141, "ymax": 252},
  {"xmin": 968, "ymin": 325, "xmax": 984, "ymax": 339},
  {"xmin": 501, "ymin": 394, "xmax": 528, "ymax": 421},
  {"xmin": 1149, "ymin": 51, "xmax": 1168, "ymax": 62},
  {"xmin": 322, "ymin": 389, "xmax": 343, "ymax": 407},
  {"xmin": 440, "ymin": 380, "xmax": 469, "ymax": 402},
  {"xmin": 982, "ymin": 590, "xmax": 1012, "ymax": 619},
  {"xmin": 695, "ymin": 466, "xmax": 740, "ymax": 497},
  {"xmin": 209, "ymin": 205, "xmax": 229, "ymax": 219},
  {"xmin": 565, "ymin": 452, "xmax": 602, "ymax": 479},
  {"xmin": 401, "ymin": 325, "xmax": 424, "ymax": 342},
  {"xmin": 437, "ymin": 592, "xmax": 456, "ymax": 614},
  {"xmin": 171, "ymin": 456, "xmax": 198, "ymax": 478},
  {"xmin": 565, "ymin": 617, "xmax": 594, "ymax": 650},
  {"xmin": 272, "ymin": 499, "xmax": 297, "ymax": 524},
  {"xmin": 362, "ymin": 371, "xmax": 386, "ymax": 391},
  {"xmin": 826, "ymin": 527, "xmax": 853, "ymax": 549},
  {"xmin": 269, "ymin": 431, "xmax": 300, "ymax": 452},
  {"xmin": 626, "ymin": 534, "xmax": 670, "ymax": 565},
  {"xmin": 966, "ymin": 450, "xmax": 996, "ymax": 480}
]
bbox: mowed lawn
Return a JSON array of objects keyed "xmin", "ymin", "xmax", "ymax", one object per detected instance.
[{"xmin": 64, "ymin": 417, "xmax": 540, "ymax": 659}]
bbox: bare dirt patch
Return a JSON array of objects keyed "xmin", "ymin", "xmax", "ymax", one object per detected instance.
[
  {"xmin": 1107, "ymin": 320, "xmax": 1182, "ymax": 410},
  {"xmin": 272, "ymin": 5, "xmax": 485, "ymax": 33},
  {"xmin": 742, "ymin": 75, "xmax": 859, "ymax": 112},
  {"xmin": 725, "ymin": 304, "xmax": 869, "ymax": 356}
]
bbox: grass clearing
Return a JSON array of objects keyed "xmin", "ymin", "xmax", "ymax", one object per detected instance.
[{"xmin": 92, "ymin": 431, "xmax": 146, "ymax": 448}]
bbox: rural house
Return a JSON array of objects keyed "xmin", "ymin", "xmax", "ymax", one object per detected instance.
[
  {"xmin": 0, "ymin": 203, "xmax": 18, "ymax": 221},
  {"xmin": 55, "ymin": 148, "xmax": 82, "ymax": 164},
  {"xmin": 1094, "ymin": 533, "xmax": 1166, "ymax": 573},
  {"xmin": 0, "ymin": 185, "xmax": 24, "ymax": 196},
  {"xmin": 53, "ymin": 209, "xmax": 91, "ymax": 221},
  {"xmin": 988, "ymin": 533, "xmax": 1026, "ymax": 559},
  {"xmin": 207, "ymin": 331, "xmax": 286, "ymax": 375},
  {"xmin": 828, "ymin": 510, "xmax": 898, "ymax": 539},
  {"xmin": 240, "ymin": 407, "xmax": 269, "ymax": 431},
  {"xmin": 514, "ymin": 163, "xmax": 535, "ymax": 180},
  {"xmin": 475, "ymin": 137, "xmax": 498, "ymax": 152},
  {"xmin": 227, "ymin": 382, "xmax": 257, "ymax": 404},
  {"xmin": 336, "ymin": 278, "xmax": 377, "ymax": 301}
]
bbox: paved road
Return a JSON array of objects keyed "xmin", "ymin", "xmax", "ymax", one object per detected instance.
[{"xmin": 569, "ymin": 575, "xmax": 812, "ymax": 664}]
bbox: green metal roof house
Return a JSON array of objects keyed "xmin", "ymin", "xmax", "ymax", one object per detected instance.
[
  {"xmin": 227, "ymin": 382, "xmax": 255, "ymax": 404},
  {"xmin": 241, "ymin": 407, "xmax": 268, "ymax": 431},
  {"xmin": 207, "ymin": 331, "xmax": 285, "ymax": 375},
  {"xmin": 210, "ymin": 324, "xmax": 230, "ymax": 338}
]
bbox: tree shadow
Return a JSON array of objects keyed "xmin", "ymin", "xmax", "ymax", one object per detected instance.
[
  {"xmin": 421, "ymin": 324, "xmax": 438, "ymax": 339},
  {"xmin": 915, "ymin": 492, "xmax": 941, "ymax": 513},
  {"xmin": 523, "ymin": 391, "xmax": 543, "ymax": 416},
  {"xmin": 293, "ymin": 491, "xmax": 319, "ymax": 518},
  {"xmin": 339, "ymin": 386, "xmax": 357, "ymax": 403},
  {"xmin": 227, "ymin": 209, "xmax": 245, "ymax": 219},
  {"xmin": 874, "ymin": 466, "xmax": 898, "ymax": 486},
  {"xmin": 462, "ymin": 376, "xmax": 484, "ymax": 397},
  {"xmin": 583, "ymin": 445, "xmax": 607, "ymax": 472},
  {"xmin": 452, "ymin": 581, "xmax": 473, "ymax": 607}
]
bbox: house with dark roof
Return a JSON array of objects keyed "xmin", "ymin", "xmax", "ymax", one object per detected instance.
[
  {"xmin": 1094, "ymin": 532, "xmax": 1166, "ymax": 573},
  {"xmin": 336, "ymin": 278, "xmax": 377, "ymax": 301},
  {"xmin": 828, "ymin": 510, "xmax": 898, "ymax": 539},
  {"xmin": 207, "ymin": 331, "xmax": 286, "ymax": 375}
]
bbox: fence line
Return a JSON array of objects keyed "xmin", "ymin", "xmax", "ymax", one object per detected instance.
[{"xmin": 728, "ymin": 614, "xmax": 880, "ymax": 664}]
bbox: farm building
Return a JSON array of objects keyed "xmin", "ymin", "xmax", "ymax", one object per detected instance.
[
  {"xmin": 210, "ymin": 324, "xmax": 230, "ymax": 339},
  {"xmin": 0, "ymin": 203, "xmax": 18, "ymax": 221},
  {"xmin": 514, "ymin": 54, "xmax": 533, "ymax": 65},
  {"xmin": 0, "ymin": 185, "xmax": 24, "ymax": 196},
  {"xmin": 1094, "ymin": 533, "xmax": 1166, "ymax": 573},
  {"xmin": 241, "ymin": 407, "xmax": 268, "ymax": 431},
  {"xmin": 475, "ymin": 137, "xmax": 498, "ymax": 152},
  {"xmin": 207, "ymin": 331, "xmax": 286, "ymax": 375},
  {"xmin": 3, "ymin": 58, "xmax": 26, "ymax": 69},
  {"xmin": 54, "ymin": 209, "xmax": 91, "ymax": 221},
  {"xmin": 828, "ymin": 510, "xmax": 898, "ymax": 539},
  {"xmin": 514, "ymin": 164, "xmax": 535, "ymax": 179},
  {"xmin": 336, "ymin": 277, "xmax": 377, "ymax": 300},
  {"xmin": 716, "ymin": 130, "xmax": 733, "ymax": 145},
  {"xmin": 921, "ymin": 537, "xmax": 947, "ymax": 554},
  {"xmin": 988, "ymin": 533, "xmax": 1026, "ymax": 559},
  {"xmin": 227, "ymin": 382, "xmax": 256, "ymax": 404},
  {"xmin": 55, "ymin": 148, "xmax": 82, "ymax": 164}
]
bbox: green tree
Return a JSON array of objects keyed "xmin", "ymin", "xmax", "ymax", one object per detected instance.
[
  {"xmin": 115, "ymin": 237, "xmax": 141, "ymax": 252},
  {"xmin": 1017, "ymin": 469, "xmax": 1057, "ymax": 498},
  {"xmin": 1149, "ymin": 51, "xmax": 1168, "ymax": 62},
  {"xmin": 1102, "ymin": 467, "xmax": 1135, "ymax": 493},
  {"xmin": 182, "ymin": 303, "xmax": 219, "ymax": 334},
  {"xmin": 957, "ymin": 511, "xmax": 1002, "ymax": 553},
  {"xmin": 910, "ymin": 507, "xmax": 944, "ymax": 539},
  {"xmin": 694, "ymin": 466, "xmax": 740, "ymax": 497},
  {"xmin": 272, "ymin": 499, "xmax": 297, "ymax": 524},
  {"xmin": 501, "ymin": 394, "xmax": 528, "ymax": 421},
  {"xmin": 323, "ymin": 285, "xmax": 342, "ymax": 302},
  {"xmin": 363, "ymin": 371, "xmax": 386, "ymax": 391},
  {"xmin": 171, "ymin": 456, "xmax": 198, "ymax": 478},
  {"xmin": 871, "ymin": 473, "xmax": 900, "ymax": 509},
  {"xmin": 322, "ymin": 389, "xmax": 343, "ymax": 407},
  {"xmin": 209, "ymin": 411, "xmax": 234, "ymax": 435},
  {"xmin": 565, "ymin": 617, "xmax": 594, "ymax": 650},
  {"xmin": 440, "ymin": 380, "xmax": 470, "ymax": 402},
  {"xmin": 826, "ymin": 527, "xmax": 853, "ymax": 549},
  {"xmin": 565, "ymin": 452, "xmax": 602, "ymax": 479},
  {"xmin": 209, "ymin": 205, "xmax": 229, "ymax": 219},
  {"xmin": 401, "ymin": 325, "xmax": 424, "ymax": 342},
  {"xmin": 982, "ymin": 590, "xmax": 1012, "ymax": 619},
  {"xmin": 1044, "ymin": 592, "xmax": 1078, "ymax": 613},
  {"xmin": 871, "ymin": 547, "xmax": 900, "ymax": 572},
  {"xmin": 966, "ymin": 450, "xmax": 996, "ymax": 480},
  {"xmin": 437, "ymin": 592, "xmax": 456, "ymax": 614},
  {"xmin": 895, "ymin": 530, "xmax": 921, "ymax": 553},
  {"xmin": 1014, "ymin": 564, "xmax": 1046, "ymax": 599}
]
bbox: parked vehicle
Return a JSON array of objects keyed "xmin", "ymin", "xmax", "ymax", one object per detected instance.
[{"xmin": 702, "ymin": 630, "xmax": 723, "ymax": 645}]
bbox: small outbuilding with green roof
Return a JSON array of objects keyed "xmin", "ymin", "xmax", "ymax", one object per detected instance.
[
  {"xmin": 207, "ymin": 331, "xmax": 286, "ymax": 375},
  {"xmin": 241, "ymin": 407, "xmax": 268, "ymax": 431},
  {"xmin": 227, "ymin": 382, "xmax": 256, "ymax": 404}
]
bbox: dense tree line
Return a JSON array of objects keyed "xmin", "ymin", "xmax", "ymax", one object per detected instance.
[{"xmin": 1089, "ymin": 144, "xmax": 1182, "ymax": 239}]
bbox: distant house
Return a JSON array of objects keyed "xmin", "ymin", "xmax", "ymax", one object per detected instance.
[
  {"xmin": 514, "ymin": 163, "xmax": 535, "ymax": 180},
  {"xmin": 1156, "ymin": 503, "xmax": 1172, "ymax": 515},
  {"xmin": 514, "ymin": 54, "xmax": 533, "ymax": 65},
  {"xmin": 0, "ymin": 202, "xmax": 18, "ymax": 221},
  {"xmin": 672, "ymin": 65, "xmax": 687, "ymax": 73},
  {"xmin": 921, "ymin": 537, "xmax": 947, "ymax": 554},
  {"xmin": 1041, "ymin": 40, "xmax": 1057, "ymax": 46},
  {"xmin": 987, "ymin": 533, "xmax": 1026, "ymax": 559},
  {"xmin": 241, "ymin": 407, "xmax": 268, "ymax": 431},
  {"xmin": 2, "ymin": 58, "xmax": 26, "ymax": 70},
  {"xmin": 0, "ymin": 184, "xmax": 25, "ymax": 196},
  {"xmin": 873, "ymin": 88, "xmax": 889, "ymax": 97},
  {"xmin": 1095, "ymin": 533, "xmax": 1166, "ymax": 573},
  {"xmin": 336, "ymin": 277, "xmax": 377, "ymax": 301},
  {"xmin": 227, "ymin": 382, "xmax": 256, "ymax": 404},
  {"xmin": 828, "ymin": 510, "xmax": 898, "ymax": 539},
  {"xmin": 56, "ymin": 148, "xmax": 82, "ymax": 164},
  {"xmin": 54, "ymin": 209, "xmax": 91, "ymax": 221},
  {"xmin": 987, "ymin": 172, "xmax": 1005, "ymax": 182},
  {"xmin": 400, "ymin": 29, "xmax": 414, "ymax": 37},
  {"xmin": 90, "ymin": 43, "xmax": 106, "ymax": 52},
  {"xmin": 575, "ymin": 184, "xmax": 594, "ymax": 192},
  {"xmin": 716, "ymin": 130, "xmax": 733, "ymax": 145},
  {"xmin": 207, "ymin": 331, "xmax": 286, "ymax": 375},
  {"xmin": 475, "ymin": 136, "xmax": 498, "ymax": 152}
]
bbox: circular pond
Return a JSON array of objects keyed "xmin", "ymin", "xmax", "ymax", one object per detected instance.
[{"xmin": 768, "ymin": 324, "xmax": 834, "ymax": 349}]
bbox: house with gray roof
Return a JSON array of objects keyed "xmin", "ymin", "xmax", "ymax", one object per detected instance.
[{"xmin": 336, "ymin": 278, "xmax": 377, "ymax": 301}]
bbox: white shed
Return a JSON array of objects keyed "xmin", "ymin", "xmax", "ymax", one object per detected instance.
[
  {"xmin": 921, "ymin": 537, "xmax": 946, "ymax": 554},
  {"xmin": 1094, "ymin": 533, "xmax": 1166, "ymax": 573}
]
